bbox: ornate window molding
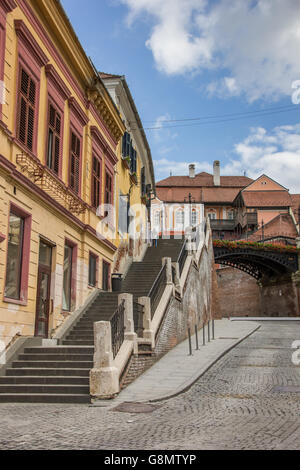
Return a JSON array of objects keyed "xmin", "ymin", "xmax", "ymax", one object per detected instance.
[{"xmin": 14, "ymin": 20, "xmax": 49, "ymax": 68}]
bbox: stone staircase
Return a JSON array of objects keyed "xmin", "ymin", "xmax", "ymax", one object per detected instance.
[{"xmin": 0, "ymin": 238, "xmax": 183, "ymax": 403}]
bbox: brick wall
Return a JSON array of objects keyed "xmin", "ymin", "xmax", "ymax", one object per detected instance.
[
  {"xmin": 122, "ymin": 239, "xmax": 216, "ymax": 388},
  {"xmin": 217, "ymin": 266, "xmax": 300, "ymax": 317}
]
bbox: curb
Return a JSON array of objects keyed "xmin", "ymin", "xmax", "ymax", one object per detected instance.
[{"xmin": 144, "ymin": 323, "xmax": 261, "ymax": 404}]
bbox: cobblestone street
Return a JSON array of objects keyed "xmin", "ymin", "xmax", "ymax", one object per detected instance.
[{"xmin": 0, "ymin": 321, "xmax": 299, "ymax": 450}]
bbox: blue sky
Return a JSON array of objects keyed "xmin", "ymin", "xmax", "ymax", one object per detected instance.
[{"xmin": 61, "ymin": 0, "xmax": 300, "ymax": 192}]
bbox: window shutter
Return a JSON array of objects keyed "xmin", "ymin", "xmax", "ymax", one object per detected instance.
[
  {"xmin": 92, "ymin": 155, "xmax": 101, "ymax": 208},
  {"xmin": 47, "ymin": 103, "xmax": 61, "ymax": 175},
  {"xmin": 69, "ymin": 132, "xmax": 80, "ymax": 194},
  {"xmin": 18, "ymin": 97, "xmax": 27, "ymax": 144},
  {"xmin": 18, "ymin": 67, "xmax": 36, "ymax": 152}
]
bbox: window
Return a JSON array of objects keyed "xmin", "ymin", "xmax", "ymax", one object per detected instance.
[
  {"xmin": 91, "ymin": 155, "xmax": 101, "ymax": 209},
  {"xmin": 47, "ymin": 103, "xmax": 61, "ymax": 175},
  {"xmin": 63, "ymin": 244, "xmax": 73, "ymax": 311},
  {"xmin": 176, "ymin": 209, "xmax": 184, "ymax": 227},
  {"xmin": 227, "ymin": 211, "xmax": 234, "ymax": 220},
  {"xmin": 5, "ymin": 213, "xmax": 24, "ymax": 300},
  {"xmin": 88, "ymin": 253, "xmax": 98, "ymax": 287},
  {"xmin": 208, "ymin": 212, "xmax": 216, "ymax": 220},
  {"xmin": 122, "ymin": 131, "xmax": 131, "ymax": 159},
  {"xmin": 154, "ymin": 211, "xmax": 161, "ymax": 227},
  {"xmin": 17, "ymin": 67, "xmax": 36, "ymax": 151},
  {"xmin": 122, "ymin": 131, "xmax": 137, "ymax": 174},
  {"xmin": 69, "ymin": 131, "xmax": 81, "ymax": 194},
  {"xmin": 130, "ymin": 146, "xmax": 137, "ymax": 174},
  {"xmin": 105, "ymin": 171, "xmax": 113, "ymax": 205},
  {"xmin": 191, "ymin": 210, "xmax": 197, "ymax": 226},
  {"xmin": 118, "ymin": 193, "xmax": 128, "ymax": 234},
  {"xmin": 141, "ymin": 167, "xmax": 146, "ymax": 196}
]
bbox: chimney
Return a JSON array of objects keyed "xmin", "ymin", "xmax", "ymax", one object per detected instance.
[
  {"xmin": 189, "ymin": 164, "xmax": 195, "ymax": 178},
  {"xmin": 213, "ymin": 160, "xmax": 220, "ymax": 186}
]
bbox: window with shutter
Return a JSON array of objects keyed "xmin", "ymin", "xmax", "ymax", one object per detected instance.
[
  {"xmin": 47, "ymin": 103, "xmax": 61, "ymax": 175},
  {"xmin": 104, "ymin": 171, "xmax": 113, "ymax": 219},
  {"xmin": 91, "ymin": 155, "xmax": 101, "ymax": 208},
  {"xmin": 17, "ymin": 67, "xmax": 36, "ymax": 152},
  {"xmin": 69, "ymin": 131, "xmax": 81, "ymax": 195},
  {"xmin": 141, "ymin": 167, "xmax": 146, "ymax": 196}
]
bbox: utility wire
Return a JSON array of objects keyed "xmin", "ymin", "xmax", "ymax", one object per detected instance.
[
  {"xmin": 141, "ymin": 104, "xmax": 297, "ymax": 124},
  {"xmin": 131, "ymin": 105, "xmax": 299, "ymax": 131}
]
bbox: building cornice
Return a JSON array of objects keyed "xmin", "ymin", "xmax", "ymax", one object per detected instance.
[{"xmin": 14, "ymin": 19, "xmax": 49, "ymax": 67}]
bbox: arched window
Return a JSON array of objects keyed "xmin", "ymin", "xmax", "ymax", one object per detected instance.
[
  {"xmin": 154, "ymin": 211, "xmax": 161, "ymax": 227},
  {"xmin": 176, "ymin": 209, "xmax": 184, "ymax": 227}
]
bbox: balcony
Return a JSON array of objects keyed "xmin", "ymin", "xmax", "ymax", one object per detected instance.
[
  {"xmin": 16, "ymin": 152, "xmax": 87, "ymax": 215},
  {"xmin": 210, "ymin": 219, "xmax": 236, "ymax": 231}
]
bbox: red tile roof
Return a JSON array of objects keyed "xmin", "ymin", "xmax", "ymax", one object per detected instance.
[
  {"xmin": 291, "ymin": 194, "xmax": 300, "ymax": 224},
  {"xmin": 156, "ymin": 186, "xmax": 242, "ymax": 203},
  {"xmin": 201, "ymin": 187, "xmax": 241, "ymax": 203},
  {"xmin": 156, "ymin": 173, "xmax": 253, "ymax": 188},
  {"xmin": 248, "ymin": 214, "xmax": 298, "ymax": 241},
  {"xmin": 242, "ymin": 191, "xmax": 292, "ymax": 207}
]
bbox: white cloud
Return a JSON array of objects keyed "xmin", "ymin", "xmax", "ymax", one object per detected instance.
[
  {"xmin": 121, "ymin": 0, "xmax": 300, "ymax": 101},
  {"xmin": 154, "ymin": 125, "xmax": 300, "ymax": 193},
  {"xmin": 224, "ymin": 125, "xmax": 300, "ymax": 192},
  {"xmin": 154, "ymin": 158, "xmax": 211, "ymax": 179}
]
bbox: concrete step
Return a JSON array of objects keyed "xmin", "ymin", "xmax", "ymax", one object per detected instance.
[
  {"xmin": 62, "ymin": 340, "xmax": 94, "ymax": 346},
  {"xmin": 66, "ymin": 335, "xmax": 94, "ymax": 341},
  {"xmin": 0, "ymin": 393, "xmax": 90, "ymax": 403},
  {"xmin": 0, "ymin": 384, "xmax": 89, "ymax": 394},
  {"xmin": 6, "ymin": 368, "xmax": 90, "ymax": 376},
  {"xmin": 12, "ymin": 361, "xmax": 93, "ymax": 369},
  {"xmin": 18, "ymin": 354, "xmax": 93, "ymax": 361},
  {"xmin": 24, "ymin": 347, "xmax": 94, "ymax": 354},
  {"xmin": 0, "ymin": 376, "xmax": 89, "ymax": 385}
]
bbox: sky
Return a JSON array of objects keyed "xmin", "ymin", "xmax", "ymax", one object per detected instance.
[{"xmin": 61, "ymin": 0, "xmax": 300, "ymax": 193}]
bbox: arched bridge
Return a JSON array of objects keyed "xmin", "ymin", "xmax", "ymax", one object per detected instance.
[{"xmin": 214, "ymin": 243, "xmax": 299, "ymax": 280}]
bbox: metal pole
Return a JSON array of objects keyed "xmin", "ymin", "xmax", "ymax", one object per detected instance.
[
  {"xmin": 212, "ymin": 318, "xmax": 215, "ymax": 340},
  {"xmin": 188, "ymin": 328, "xmax": 193, "ymax": 356},
  {"xmin": 203, "ymin": 323, "xmax": 205, "ymax": 346},
  {"xmin": 208, "ymin": 320, "xmax": 210, "ymax": 342},
  {"xmin": 195, "ymin": 324, "xmax": 199, "ymax": 350}
]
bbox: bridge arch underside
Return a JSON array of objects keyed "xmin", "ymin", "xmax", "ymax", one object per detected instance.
[{"xmin": 215, "ymin": 252, "xmax": 295, "ymax": 280}]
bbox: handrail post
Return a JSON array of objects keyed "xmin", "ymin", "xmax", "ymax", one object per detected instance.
[
  {"xmin": 118, "ymin": 293, "xmax": 138, "ymax": 354},
  {"xmin": 139, "ymin": 296, "xmax": 155, "ymax": 349},
  {"xmin": 162, "ymin": 257, "xmax": 172, "ymax": 285},
  {"xmin": 90, "ymin": 320, "xmax": 119, "ymax": 399}
]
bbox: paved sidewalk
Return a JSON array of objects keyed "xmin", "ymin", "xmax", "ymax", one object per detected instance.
[{"xmin": 93, "ymin": 319, "xmax": 260, "ymax": 406}]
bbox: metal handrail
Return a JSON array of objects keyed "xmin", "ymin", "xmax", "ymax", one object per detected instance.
[
  {"xmin": 178, "ymin": 239, "xmax": 188, "ymax": 275},
  {"xmin": 148, "ymin": 264, "xmax": 167, "ymax": 318},
  {"xmin": 111, "ymin": 300, "xmax": 125, "ymax": 359}
]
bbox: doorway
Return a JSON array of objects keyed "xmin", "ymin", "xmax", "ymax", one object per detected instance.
[
  {"xmin": 102, "ymin": 261, "xmax": 110, "ymax": 291},
  {"xmin": 35, "ymin": 241, "xmax": 52, "ymax": 337}
]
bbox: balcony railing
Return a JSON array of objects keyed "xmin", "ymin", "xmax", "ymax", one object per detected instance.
[
  {"xmin": 210, "ymin": 219, "xmax": 235, "ymax": 231},
  {"xmin": 16, "ymin": 152, "xmax": 87, "ymax": 215}
]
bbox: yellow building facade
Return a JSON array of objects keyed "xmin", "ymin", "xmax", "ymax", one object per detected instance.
[
  {"xmin": 0, "ymin": 0, "xmax": 133, "ymax": 348},
  {"xmin": 101, "ymin": 73, "xmax": 155, "ymax": 275}
]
